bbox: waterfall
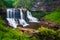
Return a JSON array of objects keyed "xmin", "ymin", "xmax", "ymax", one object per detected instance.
[
  {"xmin": 19, "ymin": 9, "xmax": 29, "ymax": 27},
  {"xmin": 6, "ymin": 8, "xmax": 38, "ymax": 28},
  {"xmin": 6, "ymin": 9, "xmax": 18, "ymax": 28},
  {"xmin": 27, "ymin": 11, "xmax": 38, "ymax": 22}
]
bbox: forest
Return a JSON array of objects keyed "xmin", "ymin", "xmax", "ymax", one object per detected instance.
[{"xmin": 0, "ymin": 0, "xmax": 60, "ymax": 40}]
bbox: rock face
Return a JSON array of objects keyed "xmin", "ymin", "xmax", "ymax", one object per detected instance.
[
  {"xmin": 32, "ymin": 0, "xmax": 60, "ymax": 12},
  {"xmin": 32, "ymin": 0, "xmax": 44, "ymax": 11}
]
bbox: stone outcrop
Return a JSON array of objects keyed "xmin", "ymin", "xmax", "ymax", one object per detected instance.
[{"xmin": 32, "ymin": 0, "xmax": 60, "ymax": 12}]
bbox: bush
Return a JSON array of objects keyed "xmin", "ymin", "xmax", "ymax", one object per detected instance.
[
  {"xmin": 0, "ymin": 16, "xmax": 9, "ymax": 32},
  {"xmin": 38, "ymin": 27, "xmax": 56, "ymax": 40},
  {"xmin": 29, "ymin": 27, "xmax": 60, "ymax": 40},
  {"xmin": 0, "ymin": 29, "xmax": 30, "ymax": 40},
  {"xmin": 37, "ymin": 27, "xmax": 60, "ymax": 40},
  {"xmin": 32, "ymin": 12, "xmax": 47, "ymax": 19},
  {"xmin": 30, "ymin": 37, "xmax": 39, "ymax": 40},
  {"xmin": 56, "ymin": 30, "xmax": 60, "ymax": 40},
  {"xmin": 14, "ymin": 0, "xmax": 34, "ymax": 10}
]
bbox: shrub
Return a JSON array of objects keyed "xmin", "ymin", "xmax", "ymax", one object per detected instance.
[
  {"xmin": 0, "ymin": 27, "xmax": 30, "ymax": 40},
  {"xmin": 38, "ymin": 27, "xmax": 59, "ymax": 40},
  {"xmin": 32, "ymin": 11, "xmax": 47, "ymax": 19},
  {"xmin": 56, "ymin": 30, "xmax": 60, "ymax": 40},
  {"xmin": 30, "ymin": 37, "xmax": 39, "ymax": 40},
  {"xmin": 14, "ymin": 0, "xmax": 34, "ymax": 10}
]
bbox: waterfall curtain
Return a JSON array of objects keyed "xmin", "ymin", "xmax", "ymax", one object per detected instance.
[{"xmin": 8, "ymin": 9, "xmax": 20, "ymax": 19}]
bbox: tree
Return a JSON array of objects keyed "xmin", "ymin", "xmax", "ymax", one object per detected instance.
[
  {"xmin": 14, "ymin": 0, "xmax": 34, "ymax": 10},
  {"xmin": 0, "ymin": 0, "xmax": 6, "ymax": 8},
  {"xmin": 3, "ymin": 0, "xmax": 16, "ymax": 8}
]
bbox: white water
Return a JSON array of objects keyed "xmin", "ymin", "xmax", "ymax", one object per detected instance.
[
  {"xmin": 19, "ymin": 9, "xmax": 29, "ymax": 27},
  {"xmin": 6, "ymin": 8, "xmax": 38, "ymax": 28},
  {"xmin": 27, "ymin": 11, "xmax": 38, "ymax": 22},
  {"xmin": 6, "ymin": 9, "xmax": 18, "ymax": 28}
]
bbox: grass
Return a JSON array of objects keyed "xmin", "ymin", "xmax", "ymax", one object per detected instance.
[{"xmin": 44, "ymin": 8, "xmax": 60, "ymax": 24}]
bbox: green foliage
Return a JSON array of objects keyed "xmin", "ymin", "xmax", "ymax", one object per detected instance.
[
  {"xmin": 3, "ymin": 0, "xmax": 16, "ymax": 8},
  {"xmin": 0, "ymin": 16, "xmax": 60, "ymax": 40},
  {"xmin": 0, "ymin": 16, "xmax": 9, "ymax": 32},
  {"xmin": 30, "ymin": 27, "xmax": 60, "ymax": 40},
  {"xmin": 0, "ymin": 0, "xmax": 6, "ymax": 8},
  {"xmin": 38, "ymin": 27, "xmax": 56, "ymax": 40},
  {"xmin": 0, "ymin": 29, "xmax": 30, "ymax": 40},
  {"xmin": 41, "ymin": 0, "xmax": 53, "ymax": 4},
  {"xmin": 56, "ymin": 30, "xmax": 60, "ymax": 40},
  {"xmin": 44, "ymin": 8, "xmax": 60, "ymax": 24},
  {"xmin": 0, "ymin": 16, "xmax": 30, "ymax": 40},
  {"xmin": 14, "ymin": 0, "xmax": 34, "ymax": 10},
  {"xmin": 32, "ymin": 12, "xmax": 47, "ymax": 19},
  {"xmin": 30, "ymin": 37, "xmax": 39, "ymax": 40}
]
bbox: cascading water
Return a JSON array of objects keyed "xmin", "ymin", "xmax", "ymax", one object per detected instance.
[
  {"xmin": 27, "ymin": 11, "xmax": 38, "ymax": 22},
  {"xmin": 6, "ymin": 8, "xmax": 38, "ymax": 28},
  {"xmin": 6, "ymin": 9, "xmax": 18, "ymax": 28},
  {"xmin": 19, "ymin": 9, "xmax": 29, "ymax": 27}
]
